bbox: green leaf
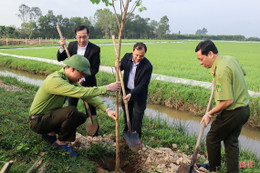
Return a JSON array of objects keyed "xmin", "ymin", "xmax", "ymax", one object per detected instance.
[{"xmin": 138, "ymin": 7, "xmax": 147, "ymax": 12}]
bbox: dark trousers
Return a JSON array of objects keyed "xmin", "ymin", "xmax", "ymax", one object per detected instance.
[
  {"xmin": 122, "ymin": 90, "xmax": 147, "ymax": 138},
  {"xmin": 29, "ymin": 106, "xmax": 87, "ymax": 142},
  {"xmin": 206, "ymin": 105, "xmax": 250, "ymax": 173}
]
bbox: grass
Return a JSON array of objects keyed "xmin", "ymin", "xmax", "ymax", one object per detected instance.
[
  {"xmin": 0, "ymin": 40, "xmax": 259, "ymax": 92},
  {"xmin": 0, "ymin": 76, "xmax": 259, "ymax": 172},
  {"xmin": 0, "ymin": 54, "xmax": 259, "ymax": 125}
]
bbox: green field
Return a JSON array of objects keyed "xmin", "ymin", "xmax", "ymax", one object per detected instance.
[{"xmin": 0, "ymin": 40, "xmax": 259, "ymax": 92}]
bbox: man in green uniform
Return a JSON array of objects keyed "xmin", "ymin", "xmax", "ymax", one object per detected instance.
[
  {"xmin": 29, "ymin": 55, "xmax": 120, "ymax": 156},
  {"xmin": 195, "ymin": 40, "xmax": 250, "ymax": 172}
]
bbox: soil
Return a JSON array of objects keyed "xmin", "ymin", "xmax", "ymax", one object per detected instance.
[
  {"xmin": 0, "ymin": 39, "xmax": 57, "ymax": 46},
  {"xmin": 71, "ymin": 133, "xmax": 209, "ymax": 173}
]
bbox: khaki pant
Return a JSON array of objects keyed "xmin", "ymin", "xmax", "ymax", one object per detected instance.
[
  {"xmin": 29, "ymin": 106, "xmax": 87, "ymax": 142},
  {"xmin": 206, "ymin": 105, "xmax": 250, "ymax": 173}
]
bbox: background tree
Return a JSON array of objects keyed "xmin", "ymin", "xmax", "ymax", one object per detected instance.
[
  {"xmin": 157, "ymin": 15, "xmax": 170, "ymax": 39},
  {"xmin": 195, "ymin": 27, "xmax": 208, "ymax": 35},
  {"xmin": 17, "ymin": 4, "xmax": 31, "ymax": 24},
  {"xmin": 29, "ymin": 7, "xmax": 42, "ymax": 22},
  {"xmin": 38, "ymin": 10, "xmax": 58, "ymax": 38},
  {"xmin": 17, "ymin": 4, "xmax": 42, "ymax": 38},
  {"xmin": 94, "ymin": 8, "xmax": 117, "ymax": 38},
  {"xmin": 21, "ymin": 21, "xmax": 38, "ymax": 38},
  {"xmin": 149, "ymin": 20, "xmax": 159, "ymax": 38},
  {"xmin": 0, "ymin": 26, "xmax": 17, "ymax": 38}
]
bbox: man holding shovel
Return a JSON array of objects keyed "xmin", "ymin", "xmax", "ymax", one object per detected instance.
[
  {"xmin": 195, "ymin": 40, "xmax": 250, "ymax": 172},
  {"xmin": 29, "ymin": 55, "xmax": 120, "ymax": 156},
  {"xmin": 57, "ymin": 25, "xmax": 100, "ymax": 135},
  {"xmin": 117, "ymin": 42, "xmax": 153, "ymax": 139}
]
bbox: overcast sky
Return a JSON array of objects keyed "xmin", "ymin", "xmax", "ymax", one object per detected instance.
[{"xmin": 1, "ymin": 0, "xmax": 260, "ymax": 38}]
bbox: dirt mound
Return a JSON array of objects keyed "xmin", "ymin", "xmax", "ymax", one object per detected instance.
[
  {"xmin": 0, "ymin": 39, "xmax": 57, "ymax": 45},
  {"xmin": 71, "ymin": 132, "xmax": 208, "ymax": 173}
]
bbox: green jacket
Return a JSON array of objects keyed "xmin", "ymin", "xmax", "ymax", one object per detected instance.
[
  {"xmin": 29, "ymin": 68, "xmax": 107, "ymax": 116},
  {"xmin": 210, "ymin": 55, "xmax": 249, "ymax": 110}
]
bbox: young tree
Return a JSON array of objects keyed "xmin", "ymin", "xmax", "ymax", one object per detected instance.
[{"xmin": 90, "ymin": 1, "xmax": 145, "ymax": 172}]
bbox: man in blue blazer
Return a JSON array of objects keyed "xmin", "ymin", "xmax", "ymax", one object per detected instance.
[
  {"xmin": 119, "ymin": 42, "xmax": 153, "ymax": 138},
  {"xmin": 57, "ymin": 25, "xmax": 100, "ymax": 133}
]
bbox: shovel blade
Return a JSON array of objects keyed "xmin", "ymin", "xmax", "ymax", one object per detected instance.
[
  {"xmin": 176, "ymin": 163, "xmax": 197, "ymax": 173},
  {"xmin": 85, "ymin": 115, "xmax": 99, "ymax": 136},
  {"xmin": 123, "ymin": 131, "xmax": 142, "ymax": 152}
]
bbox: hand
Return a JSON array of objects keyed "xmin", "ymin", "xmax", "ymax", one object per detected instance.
[
  {"xmin": 107, "ymin": 110, "xmax": 117, "ymax": 120},
  {"xmin": 59, "ymin": 38, "xmax": 66, "ymax": 48},
  {"xmin": 106, "ymin": 82, "xmax": 121, "ymax": 92},
  {"xmin": 78, "ymin": 77, "xmax": 85, "ymax": 85},
  {"xmin": 123, "ymin": 93, "xmax": 132, "ymax": 102},
  {"xmin": 200, "ymin": 112, "xmax": 212, "ymax": 127},
  {"xmin": 115, "ymin": 60, "xmax": 121, "ymax": 68}
]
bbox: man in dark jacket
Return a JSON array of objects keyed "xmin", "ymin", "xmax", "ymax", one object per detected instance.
[
  {"xmin": 57, "ymin": 25, "xmax": 100, "ymax": 123},
  {"xmin": 118, "ymin": 42, "xmax": 153, "ymax": 138}
]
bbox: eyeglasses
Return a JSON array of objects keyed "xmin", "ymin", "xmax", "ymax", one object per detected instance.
[{"xmin": 76, "ymin": 35, "xmax": 88, "ymax": 39}]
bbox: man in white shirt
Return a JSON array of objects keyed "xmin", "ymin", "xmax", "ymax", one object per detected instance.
[
  {"xmin": 57, "ymin": 25, "xmax": 100, "ymax": 135},
  {"xmin": 119, "ymin": 43, "xmax": 153, "ymax": 138}
]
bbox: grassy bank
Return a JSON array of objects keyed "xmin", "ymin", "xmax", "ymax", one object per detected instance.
[
  {"xmin": 0, "ymin": 54, "xmax": 259, "ymax": 128},
  {"xmin": 0, "ymin": 40, "xmax": 259, "ymax": 92},
  {"xmin": 0, "ymin": 75, "xmax": 259, "ymax": 172}
]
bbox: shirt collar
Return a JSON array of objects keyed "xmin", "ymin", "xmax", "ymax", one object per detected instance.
[
  {"xmin": 210, "ymin": 55, "xmax": 222, "ymax": 76},
  {"xmin": 131, "ymin": 58, "xmax": 140, "ymax": 66},
  {"xmin": 78, "ymin": 41, "xmax": 89, "ymax": 49},
  {"xmin": 59, "ymin": 68, "xmax": 68, "ymax": 80}
]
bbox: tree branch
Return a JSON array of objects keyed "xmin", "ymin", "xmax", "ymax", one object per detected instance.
[
  {"xmin": 120, "ymin": 0, "xmax": 125, "ymax": 14},
  {"xmin": 125, "ymin": 0, "xmax": 140, "ymax": 25},
  {"xmin": 117, "ymin": 0, "xmax": 130, "ymax": 57},
  {"xmin": 112, "ymin": 0, "xmax": 120, "ymax": 28}
]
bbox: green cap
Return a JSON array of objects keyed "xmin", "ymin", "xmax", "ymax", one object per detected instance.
[{"xmin": 63, "ymin": 55, "xmax": 91, "ymax": 75}]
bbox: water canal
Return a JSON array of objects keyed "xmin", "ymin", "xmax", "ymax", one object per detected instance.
[{"xmin": 1, "ymin": 67, "xmax": 259, "ymax": 158}]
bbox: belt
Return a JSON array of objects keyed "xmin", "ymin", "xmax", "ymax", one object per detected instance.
[{"xmin": 29, "ymin": 115, "xmax": 42, "ymax": 120}]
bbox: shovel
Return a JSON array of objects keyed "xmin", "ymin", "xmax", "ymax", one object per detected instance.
[
  {"xmin": 56, "ymin": 25, "xmax": 99, "ymax": 136},
  {"xmin": 112, "ymin": 35, "xmax": 142, "ymax": 152},
  {"xmin": 177, "ymin": 77, "xmax": 215, "ymax": 173},
  {"xmin": 84, "ymin": 101, "xmax": 99, "ymax": 136}
]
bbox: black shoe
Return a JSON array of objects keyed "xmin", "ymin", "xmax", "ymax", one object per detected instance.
[
  {"xmin": 41, "ymin": 134, "xmax": 56, "ymax": 144},
  {"xmin": 196, "ymin": 163, "xmax": 220, "ymax": 172}
]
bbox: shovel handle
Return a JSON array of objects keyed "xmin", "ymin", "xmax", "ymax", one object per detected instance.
[
  {"xmin": 112, "ymin": 35, "xmax": 131, "ymax": 131},
  {"xmin": 56, "ymin": 25, "xmax": 71, "ymax": 58},
  {"xmin": 190, "ymin": 78, "xmax": 215, "ymax": 167},
  {"xmin": 84, "ymin": 101, "xmax": 94, "ymax": 124}
]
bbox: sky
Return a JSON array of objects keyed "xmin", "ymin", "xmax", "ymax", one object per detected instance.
[{"xmin": 0, "ymin": 0, "xmax": 260, "ymax": 38}]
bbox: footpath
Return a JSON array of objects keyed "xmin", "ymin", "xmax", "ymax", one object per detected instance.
[{"xmin": 1, "ymin": 52, "xmax": 259, "ymax": 98}]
